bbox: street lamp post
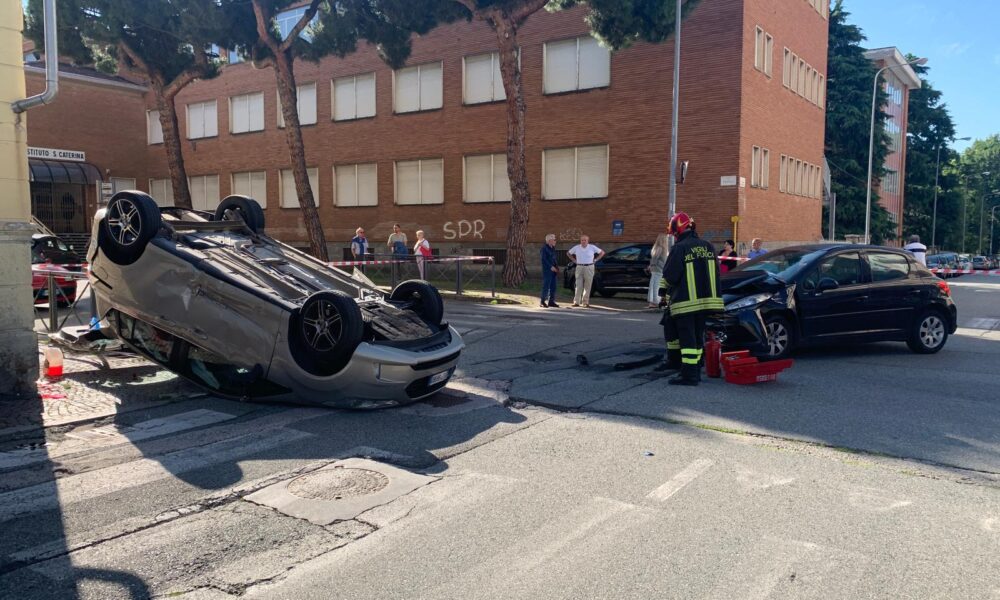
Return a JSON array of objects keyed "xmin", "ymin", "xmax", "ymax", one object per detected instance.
[
  {"xmin": 865, "ymin": 57, "xmax": 927, "ymax": 244},
  {"xmin": 979, "ymin": 188, "xmax": 998, "ymax": 255},
  {"xmin": 667, "ymin": 0, "xmax": 682, "ymax": 229},
  {"xmin": 931, "ymin": 136, "xmax": 971, "ymax": 249},
  {"xmin": 990, "ymin": 204, "xmax": 1000, "ymax": 257}
]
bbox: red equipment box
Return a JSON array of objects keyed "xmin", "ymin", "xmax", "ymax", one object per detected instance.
[{"xmin": 720, "ymin": 350, "xmax": 793, "ymax": 385}]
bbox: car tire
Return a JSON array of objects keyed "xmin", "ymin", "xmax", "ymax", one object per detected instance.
[
  {"xmin": 97, "ymin": 191, "xmax": 162, "ymax": 266},
  {"xmin": 390, "ymin": 280, "xmax": 444, "ymax": 325},
  {"xmin": 906, "ymin": 310, "xmax": 948, "ymax": 354},
  {"xmin": 763, "ymin": 314, "xmax": 795, "ymax": 359},
  {"xmin": 215, "ymin": 195, "xmax": 265, "ymax": 233},
  {"xmin": 289, "ymin": 291, "xmax": 364, "ymax": 376}
]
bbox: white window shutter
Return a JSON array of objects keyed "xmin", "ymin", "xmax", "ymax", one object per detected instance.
[
  {"xmin": 148, "ymin": 111, "xmax": 163, "ymax": 144},
  {"xmin": 464, "ymin": 155, "xmax": 493, "ymax": 202},
  {"xmin": 576, "ymin": 145, "xmax": 608, "ymax": 198},
  {"xmin": 206, "ymin": 175, "xmax": 220, "ymax": 211},
  {"xmin": 356, "ymin": 73, "xmax": 376, "ymax": 118},
  {"xmin": 188, "ymin": 103, "xmax": 203, "ymax": 139},
  {"xmin": 464, "ymin": 54, "xmax": 494, "ymax": 104},
  {"xmin": 334, "ymin": 76, "xmax": 356, "ymax": 120},
  {"xmin": 281, "ymin": 169, "xmax": 296, "ymax": 207},
  {"xmin": 250, "ymin": 93, "xmax": 264, "ymax": 131},
  {"xmin": 544, "ymin": 148, "xmax": 576, "ymax": 199},
  {"xmin": 232, "ymin": 96, "xmax": 248, "ymax": 133},
  {"xmin": 544, "ymin": 39, "xmax": 577, "ymax": 94},
  {"xmin": 395, "ymin": 67, "xmax": 420, "ymax": 113},
  {"xmin": 420, "ymin": 63, "xmax": 443, "ymax": 110},
  {"xmin": 335, "ymin": 164, "xmax": 357, "ymax": 207},
  {"xmin": 492, "ymin": 154, "xmax": 511, "ymax": 202},
  {"xmin": 395, "ymin": 161, "xmax": 420, "ymax": 204},
  {"xmin": 205, "ymin": 101, "xmax": 218, "ymax": 137},
  {"xmin": 492, "ymin": 54, "xmax": 506, "ymax": 100},
  {"xmin": 578, "ymin": 37, "xmax": 610, "ymax": 90},
  {"xmin": 357, "ymin": 163, "xmax": 378, "ymax": 206},
  {"xmin": 420, "ymin": 159, "xmax": 444, "ymax": 204},
  {"xmin": 299, "ymin": 83, "xmax": 317, "ymax": 125}
]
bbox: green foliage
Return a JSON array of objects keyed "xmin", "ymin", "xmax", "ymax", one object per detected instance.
[
  {"xmin": 958, "ymin": 136, "xmax": 1000, "ymax": 253},
  {"xmin": 552, "ymin": 0, "xmax": 700, "ymax": 49},
  {"xmin": 824, "ymin": 0, "xmax": 894, "ymax": 243},
  {"xmin": 901, "ymin": 60, "xmax": 961, "ymax": 250}
]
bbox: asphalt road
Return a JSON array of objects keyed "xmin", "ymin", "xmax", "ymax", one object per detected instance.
[{"xmin": 2, "ymin": 274, "xmax": 998, "ymax": 599}]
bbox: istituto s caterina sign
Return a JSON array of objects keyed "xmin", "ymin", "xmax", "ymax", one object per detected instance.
[{"xmin": 27, "ymin": 146, "xmax": 86, "ymax": 162}]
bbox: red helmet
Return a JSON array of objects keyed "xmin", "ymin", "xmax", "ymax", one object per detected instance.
[{"xmin": 669, "ymin": 212, "xmax": 694, "ymax": 236}]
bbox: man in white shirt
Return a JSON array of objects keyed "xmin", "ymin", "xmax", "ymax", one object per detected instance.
[
  {"xmin": 903, "ymin": 234, "xmax": 927, "ymax": 266},
  {"xmin": 567, "ymin": 235, "xmax": 605, "ymax": 307}
]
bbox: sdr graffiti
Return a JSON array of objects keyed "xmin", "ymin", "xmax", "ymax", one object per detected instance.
[{"xmin": 443, "ymin": 219, "xmax": 486, "ymax": 240}]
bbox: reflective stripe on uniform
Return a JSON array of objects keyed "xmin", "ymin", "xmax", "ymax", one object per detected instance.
[
  {"xmin": 667, "ymin": 340, "xmax": 681, "ymax": 350},
  {"xmin": 681, "ymin": 348, "xmax": 703, "ymax": 365},
  {"xmin": 708, "ymin": 260, "xmax": 717, "ymax": 298},
  {"xmin": 669, "ymin": 297, "xmax": 725, "ymax": 316},
  {"xmin": 686, "ymin": 262, "xmax": 697, "ymax": 301}
]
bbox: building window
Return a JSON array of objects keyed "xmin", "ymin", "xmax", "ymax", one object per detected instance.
[
  {"xmin": 186, "ymin": 100, "xmax": 218, "ymax": 140},
  {"xmin": 111, "ymin": 178, "xmax": 136, "ymax": 194},
  {"xmin": 789, "ymin": 53, "xmax": 798, "ymax": 90},
  {"xmin": 795, "ymin": 160, "xmax": 803, "ymax": 195},
  {"xmin": 543, "ymin": 36, "xmax": 611, "ymax": 94},
  {"xmin": 230, "ymin": 92, "xmax": 265, "ymax": 134},
  {"xmin": 464, "ymin": 52, "xmax": 506, "ymax": 104},
  {"xmin": 279, "ymin": 167, "xmax": 319, "ymax": 208},
  {"xmin": 819, "ymin": 74, "xmax": 826, "ymax": 108},
  {"xmin": 149, "ymin": 178, "xmax": 173, "ymax": 206},
  {"xmin": 332, "ymin": 72, "xmax": 376, "ymax": 121},
  {"xmin": 334, "ymin": 163, "xmax": 378, "ymax": 207},
  {"xmin": 779, "ymin": 155, "xmax": 787, "ymax": 193},
  {"xmin": 464, "ymin": 153, "xmax": 511, "ymax": 203},
  {"xmin": 147, "ymin": 110, "xmax": 163, "ymax": 145},
  {"xmin": 393, "ymin": 62, "xmax": 443, "ymax": 114},
  {"xmin": 276, "ymin": 6, "xmax": 316, "ymax": 41},
  {"xmin": 543, "ymin": 144, "xmax": 609, "ymax": 200},
  {"xmin": 231, "ymin": 171, "xmax": 267, "ymax": 208},
  {"xmin": 782, "ymin": 48, "xmax": 791, "ymax": 87},
  {"xmin": 188, "ymin": 175, "xmax": 220, "ymax": 212},
  {"xmin": 394, "ymin": 159, "xmax": 444, "ymax": 205},
  {"xmin": 277, "ymin": 82, "xmax": 317, "ymax": 127},
  {"xmin": 227, "ymin": 49, "xmax": 243, "ymax": 64},
  {"xmin": 798, "ymin": 61, "xmax": 807, "ymax": 96},
  {"xmin": 754, "ymin": 28, "xmax": 772, "ymax": 76},
  {"xmin": 765, "ymin": 34, "xmax": 774, "ymax": 76},
  {"xmin": 751, "ymin": 147, "xmax": 770, "ymax": 189}
]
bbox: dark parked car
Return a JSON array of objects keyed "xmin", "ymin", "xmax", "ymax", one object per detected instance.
[
  {"xmin": 707, "ymin": 244, "xmax": 958, "ymax": 359},
  {"xmin": 30, "ymin": 234, "xmax": 84, "ymax": 306},
  {"xmin": 563, "ymin": 244, "xmax": 653, "ymax": 297}
]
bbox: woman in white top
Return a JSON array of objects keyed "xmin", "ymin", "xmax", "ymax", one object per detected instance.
[{"xmin": 413, "ymin": 230, "xmax": 432, "ymax": 279}]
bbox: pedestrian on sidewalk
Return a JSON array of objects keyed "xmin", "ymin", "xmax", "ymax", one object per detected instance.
[
  {"xmin": 540, "ymin": 234, "xmax": 560, "ymax": 308},
  {"xmin": 414, "ymin": 230, "xmax": 432, "ymax": 279},
  {"xmin": 719, "ymin": 239, "xmax": 738, "ymax": 273},
  {"xmin": 351, "ymin": 227, "xmax": 369, "ymax": 273},
  {"xmin": 387, "ymin": 223, "xmax": 408, "ymax": 256},
  {"xmin": 567, "ymin": 234, "xmax": 604, "ymax": 308},
  {"xmin": 647, "ymin": 230, "xmax": 670, "ymax": 308},
  {"xmin": 904, "ymin": 234, "xmax": 927, "ymax": 266},
  {"xmin": 747, "ymin": 238, "xmax": 767, "ymax": 259}
]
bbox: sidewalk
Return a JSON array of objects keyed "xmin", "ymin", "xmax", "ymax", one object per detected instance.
[{"xmin": 0, "ymin": 350, "xmax": 201, "ymax": 440}]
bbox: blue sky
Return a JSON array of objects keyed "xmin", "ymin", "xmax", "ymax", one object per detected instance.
[{"xmin": 841, "ymin": 0, "xmax": 999, "ymax": 153}]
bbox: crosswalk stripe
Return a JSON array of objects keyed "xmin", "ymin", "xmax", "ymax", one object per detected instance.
[
  {"xmin": 0, "ymin": 428, "xmax": 313, "ymax": 522},
  {"xmin": 646, "ymin": 458, "xmax": 715, "ymax": 503}
]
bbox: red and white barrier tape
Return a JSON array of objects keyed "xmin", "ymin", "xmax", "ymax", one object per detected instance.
[
  {"xmin": 329, "ymin": 256, "xmax": 495, "ymax": 267},
  {"xmin": 930, "ymin": 268, "xmax": 1000, "ymax": 276}
]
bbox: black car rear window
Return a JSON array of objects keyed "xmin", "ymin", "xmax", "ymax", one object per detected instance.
[
  {"xmin": 868, "ymin": 252, "xmax": 910, "ymax": 282},
  {"xmin": 735, "ymin": 248, "xmax": 828, "ymax": 281}
]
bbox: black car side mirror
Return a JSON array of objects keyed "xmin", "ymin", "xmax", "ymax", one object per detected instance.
[{"xmin": 817, "ymin": 277, "xmax": 839, "ymax": 292}]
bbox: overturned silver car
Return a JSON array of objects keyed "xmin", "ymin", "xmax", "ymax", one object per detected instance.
[{"xmin": 87, "ymin": 191, "xmax": 463, "ymax": 408}]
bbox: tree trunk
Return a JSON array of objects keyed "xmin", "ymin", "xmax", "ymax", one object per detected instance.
[
  {"xmin": 155, "ymin": 90, "xmax": 193, "ymax": 209},
  {"xmin": 273, "ymin": 50, "xmax": 329, "ymax": 262},
  {"xmin": 493, "ymin": 15, "xmax": 530, "ymax": 288}
]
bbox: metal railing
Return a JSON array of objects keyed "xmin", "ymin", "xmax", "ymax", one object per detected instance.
[
  {"xmin": 31, "ymin": 267, "xmax": 94, "ymax": 333},
  {"xmin": 329, "ymin": 254, "xmax": 496, "ymax": 297}
]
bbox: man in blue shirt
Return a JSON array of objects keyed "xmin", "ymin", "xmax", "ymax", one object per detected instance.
[
  {"xmin": 747, "ymin": 238, "xmax": 767, "ymax": 259},
  {"xmin": 351, "ymin": 227, "xmax": 368, "ymax": 273},
  {"xmin": 540, "ymin": 234, "xmax": 560, "ymax": 308}
]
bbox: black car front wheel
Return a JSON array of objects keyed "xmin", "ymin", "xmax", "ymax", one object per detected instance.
[
  {"xmin": 764, "ymin": 314, "xmax": 795, "ymax": 359},
  {"xmin": 97, "ymin": 191, "xmax": 162, "ymax": 266},
  {"xmin": 290, "ymin": 291, "xmax": 364, "ymax": 376},
  {"xmin": 215, "ymin": 195, "xmax": 265, "ymax": 233},
  {"xmin": 907, "ymin": 310, "xmax": 948, "ymax": 354},
  {"xmin": 389, "ymin": 280, "xmax": 444, "ymax": 325}
]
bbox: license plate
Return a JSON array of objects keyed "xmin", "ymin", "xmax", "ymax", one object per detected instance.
[{"xmin": 428, "ymin": 370, "xmax": 450, "ymax": 386}]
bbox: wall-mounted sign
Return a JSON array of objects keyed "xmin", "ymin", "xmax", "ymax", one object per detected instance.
[
  {"xmin": 611, "ymin": 220, "xmax": 624, "ymax": 236},
  {"xmin": 28, "ymin": 146, "xmax": 86, "ymax": 162},
  {"xmin": 720, "ymin": 175, "xmax": 737, "ymax": 187}
]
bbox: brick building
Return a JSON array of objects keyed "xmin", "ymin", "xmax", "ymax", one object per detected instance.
[
  {"xmin": 863, "ymin": 47, "xmax": 920, "ymax": 241},
  {"xmin": 24, "ymin": 0, "xmax": 831, "ymax": 261}
]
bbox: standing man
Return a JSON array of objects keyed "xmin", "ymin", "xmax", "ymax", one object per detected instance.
[
  {"xmin": 567, "ymin": 234, "xmax": 604, "ymax": 308},
  {"xmin": 351, "ymin": 227, "xmax": 368, "ymax": 273},
  {"xmin": 903, "ymin": 234, "xmax": 928, "ymax": 266},
  {"xmin": 747, "ymin": 238, "xmax": 767, "ymax": 259},
  {"xmin": 540, "ymin": 234, "xmax": 560, "ymax": 308},
  {"xmin": 387, "ymin": 223, "xmax": 408, "ymax": 256},
  {"xmin": 660, "ymin": 213, "xmax": 724, "ymax": 386}
]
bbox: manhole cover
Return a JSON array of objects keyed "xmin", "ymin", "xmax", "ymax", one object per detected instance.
[{"xmin": 286, "ymin": 468, "xmax": 389, "ymax": 501}]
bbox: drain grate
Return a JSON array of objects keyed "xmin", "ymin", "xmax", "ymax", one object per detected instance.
[{"xmin": 286, "ymin": 467, "xmax": 390, "ymax": 501}]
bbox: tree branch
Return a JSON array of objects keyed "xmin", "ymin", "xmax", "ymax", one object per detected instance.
[
  {"xmin": 279, "ymin": 0, "xmax": 323, "ymax": 53},
  {"xmin": 117, "ymin": 40, "xmax": 161, "ymax": 88},
  {"xmin": 511, "ymin": 0, "xmax": 550, "ymax": 24},
  {"xmin": 163, "ymin": 46, "xmax": 210, "ymax": 99},
  {"xmin": 455, "ymin": 0, "xmax": 479, "ymax": 16},
  {"xmin": 252, "ymin": 0, "xmax": 280, "ymax": 53}
]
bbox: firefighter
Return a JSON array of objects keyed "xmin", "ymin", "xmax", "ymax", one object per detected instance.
[{"xmin": 658, "ymin": 212, "xmax": 724, "ymax": 386}]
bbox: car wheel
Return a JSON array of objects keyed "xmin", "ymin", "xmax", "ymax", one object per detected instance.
[
  {"xmin": 215, "ymin": 195, "xmax": 265, "ymax": 233},
  {"xmin": 289, "ymin": 291, "xmax": 364, "ymax": 376},
  {"xmin": 906, "ymin": 310, "xmax": 948, "ymax": 354},
  {"xmin": 97, "ymin": 191, "xmax": 162, "ymax": 266},
  {"xmin": 763, "ymin": 314, "xmax": 795, "ymax": 359},
  {"xmin": 389, "ymin": 279, "xmax": 444, "ymax": 325}
]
